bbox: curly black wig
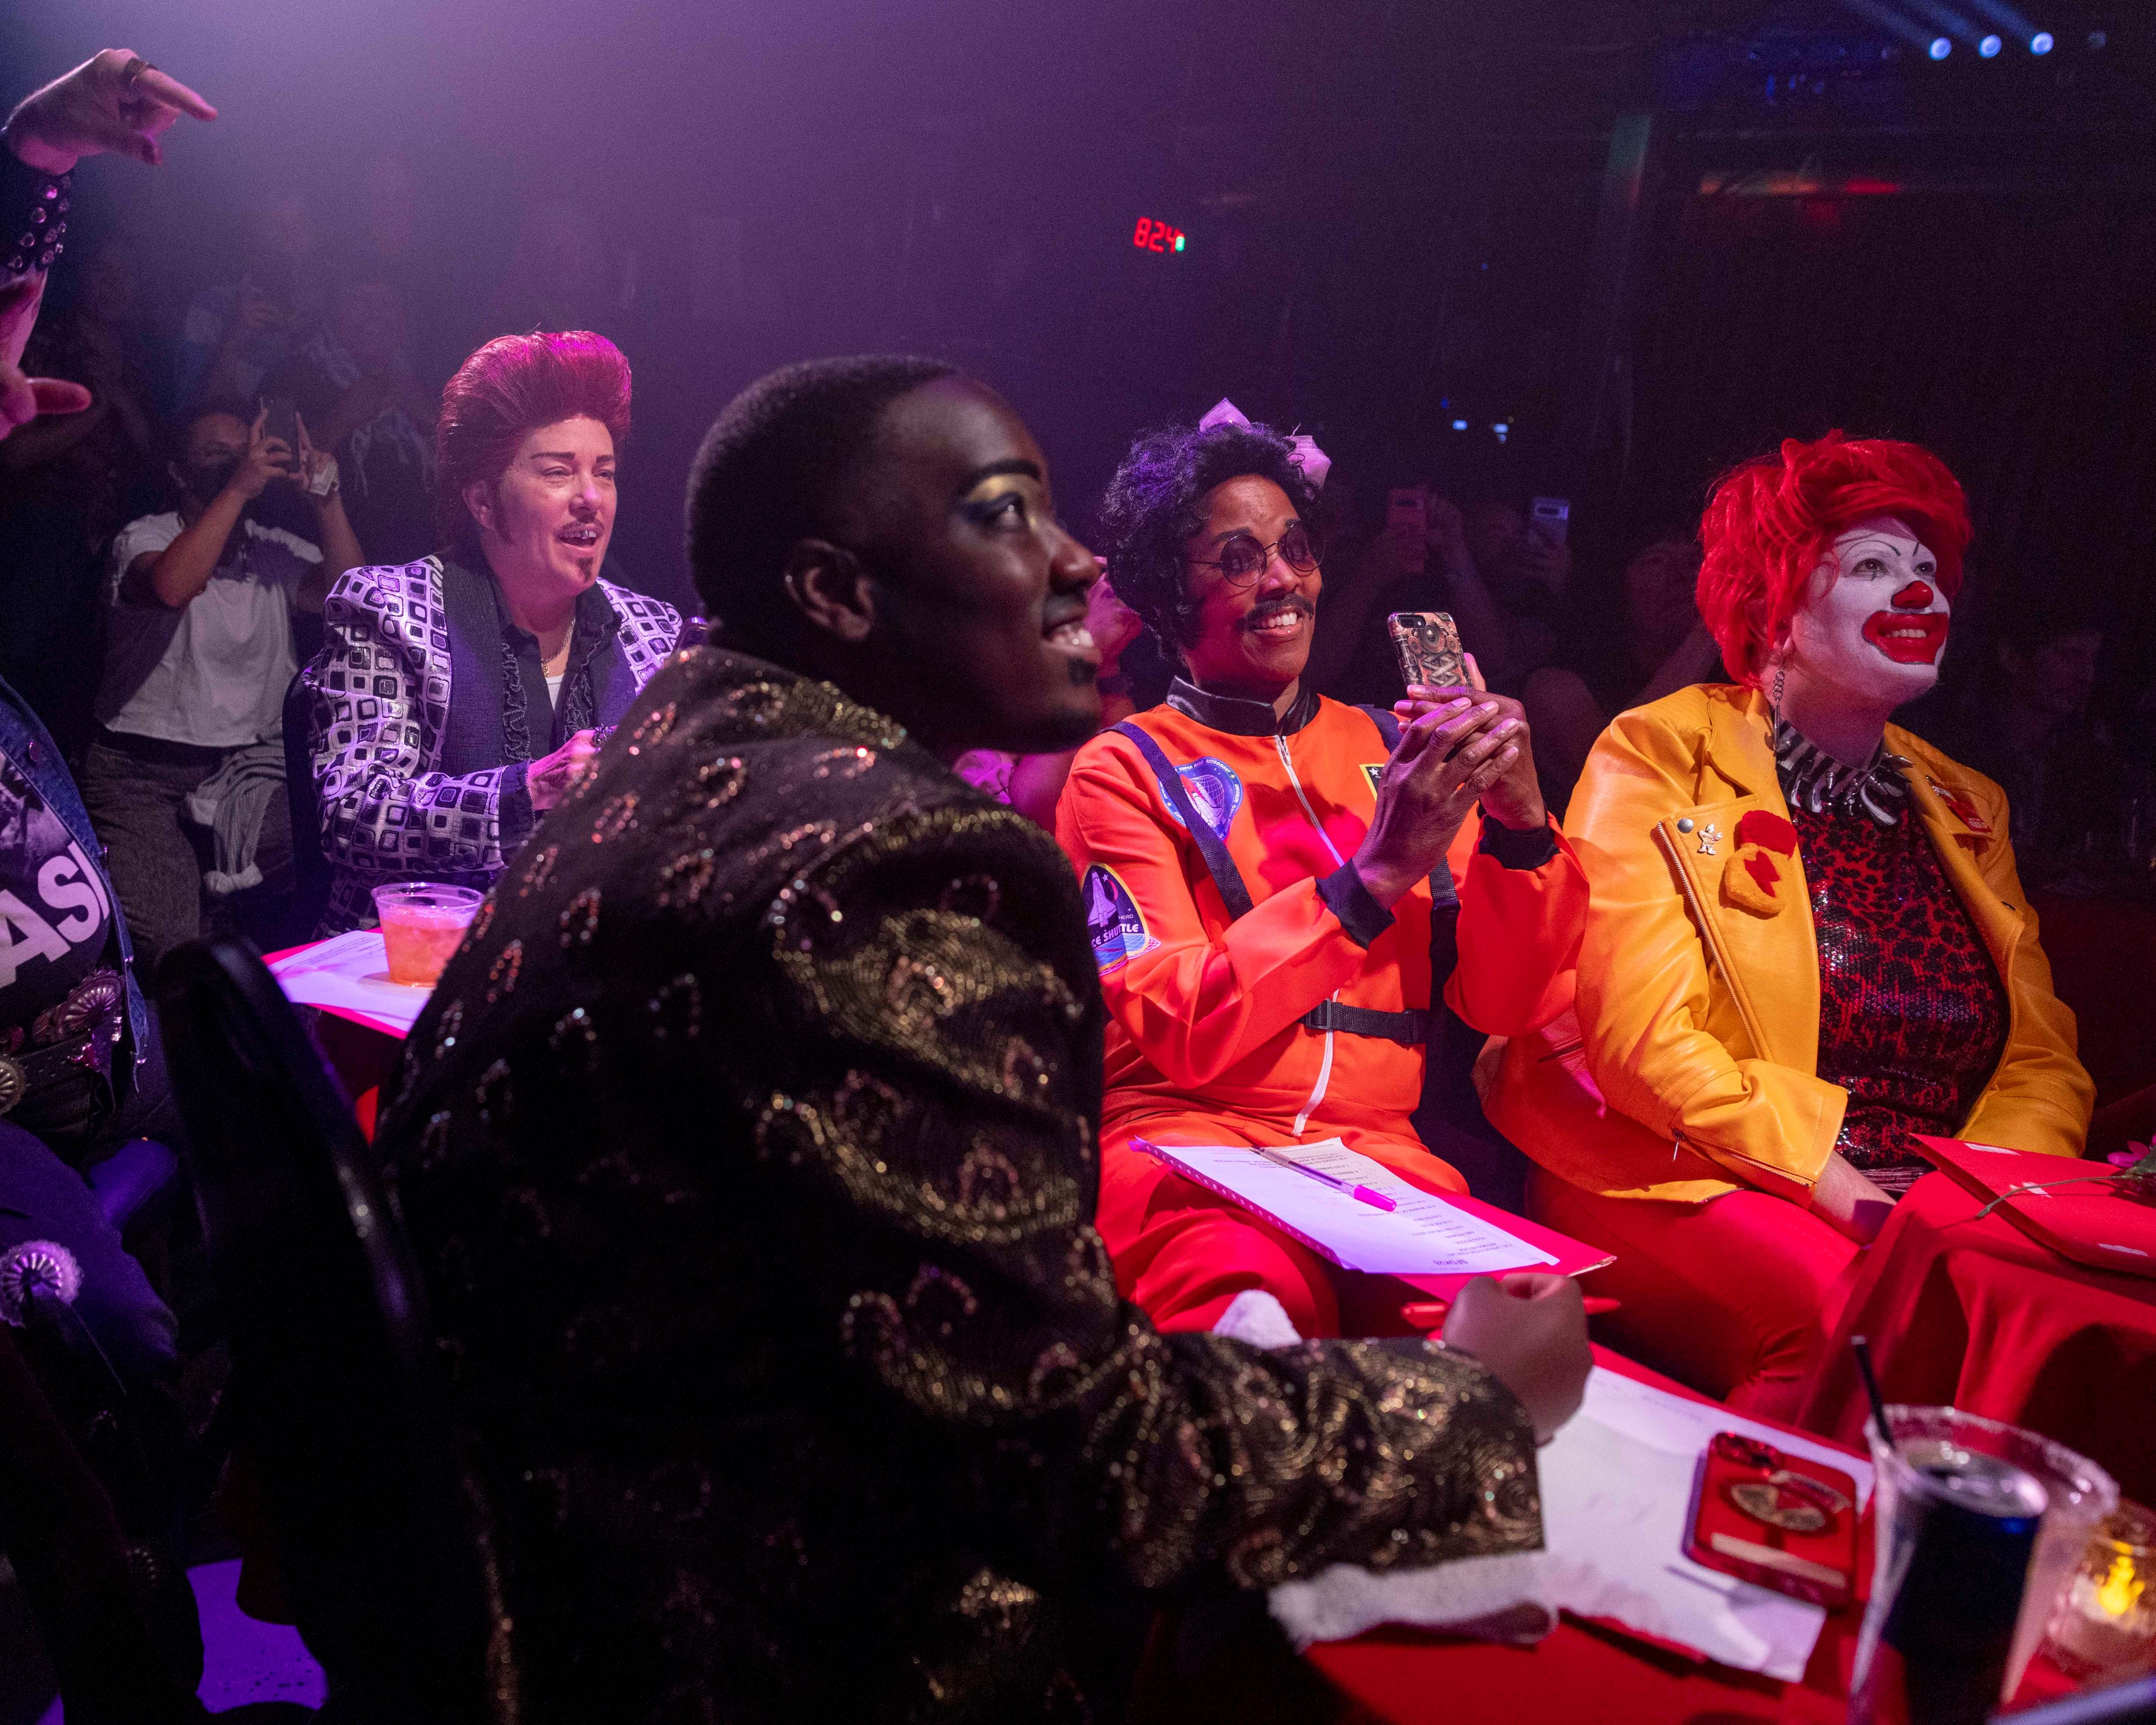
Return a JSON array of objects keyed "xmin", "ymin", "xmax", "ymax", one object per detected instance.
[{"xmin": 1094, "ymin": 420, "xmax": 1319, "ymax": 662}]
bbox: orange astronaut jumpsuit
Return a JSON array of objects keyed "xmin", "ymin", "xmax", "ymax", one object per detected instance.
[{"xmin": 1056, "ymin": 679, "xmax": 1589, "ymax": 1336}]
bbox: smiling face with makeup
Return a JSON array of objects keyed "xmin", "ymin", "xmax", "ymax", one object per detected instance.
[
  {"xmin": 1178, "ymin": 473, "xmax": 1322, "ymax": 708},
  {"xmin": 1783, "ymin": 515, "xmax": 1949, "ymax": 711},
  {"xmin": 822, "ymin": 377, "xmax": 1105, "ymax": 757},
  {"xmin": 463, "ymin": 414, "xmax": 617, "ymax": 617}
]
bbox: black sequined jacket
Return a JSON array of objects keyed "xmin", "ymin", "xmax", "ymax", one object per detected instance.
[{"xmin": 377, "ymin": 647, "xmax": 1541, "ymax": 1723}]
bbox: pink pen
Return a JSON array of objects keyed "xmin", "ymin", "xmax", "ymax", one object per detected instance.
[{"xmin": 1252, "ymin": 1146, "xmax": 1398, "ymax": 1212}]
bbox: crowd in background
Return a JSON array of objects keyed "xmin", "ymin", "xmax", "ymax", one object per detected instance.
[
  {"xmin": 6, "ymin": 145, "xmax": 2155, "ymax": 1033},
  {"xmin": 0, "ymin": 167, "xmax": 639, "ymax": 965},
  {"xmin": 5, "ymin": 46, "xmax": 2155, "ymax": 1723}
]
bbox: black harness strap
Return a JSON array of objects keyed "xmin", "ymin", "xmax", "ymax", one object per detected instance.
[
  {"xmin": 1302, "ymin": 1000, "xmax": 1432, "ymax": 1044},
  {"xmin": 1113, "ymin": 711, "xmax": 1441, "ymax": 1045},
  {"xmin": 1110, "ymin": 721, "xmax": 1253, "ymax": 918}
]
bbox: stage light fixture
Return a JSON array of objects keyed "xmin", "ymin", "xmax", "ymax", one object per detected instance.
[
  {"xmin": 2029, "ymin": 30, "xmax": 2053, "ymax": 51},
  {"xmin": 1929, "ymin": 35, "xmax": 1953, "ymax": 57},
  {"xmin": 1451, "ymin": 418, "xmax": 1469, "ymax": 431},
  {"xmin": 1979, "ymin": 32, "xmax": 2003, "ymax": 53}
]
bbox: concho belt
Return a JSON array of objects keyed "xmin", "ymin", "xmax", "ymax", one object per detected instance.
[{"xmin": 0, "ymin": 968, "xmax": 124, "ymax": 1117}]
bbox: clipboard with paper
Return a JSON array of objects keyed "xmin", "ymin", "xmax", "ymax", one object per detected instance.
[{"xmin": 1134, "ymin": 1137, "xmax": 1613, "ymax": 1299}]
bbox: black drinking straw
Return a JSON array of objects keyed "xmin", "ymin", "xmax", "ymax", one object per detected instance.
[{"xmin": 1851, "ymin": 1334, "xmax": 1892, "ymax": 1448}]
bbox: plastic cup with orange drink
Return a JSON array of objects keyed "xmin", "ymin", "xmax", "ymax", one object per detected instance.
[{"xmin": 371, "ymin": 882, "xmax": 485, "ymax": 988}]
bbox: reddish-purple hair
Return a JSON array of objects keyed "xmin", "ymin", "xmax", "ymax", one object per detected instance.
[
  {"xmin": 1697, "ymin": 431, "xmax": 1971, "ymax": 686},
  {"xmin": 433, "ymin": 331, "xmax": 631, "ymax": 557}
]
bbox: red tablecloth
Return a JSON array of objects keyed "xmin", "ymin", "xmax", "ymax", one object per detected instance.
[
  {"xmin": 276, "ymin": 950, "xmax": 2112, "ymax": 1719},
  {"xmin": 266, "ymin": 941, "xmax": 409, "ymax": 1136},
  {"xmin": 1798, "ymin": 1170, "xmax": 2156, "ymax": 1509},
  {"xmin": 1298, "ymin": 1340, "xmax": 2086, "ymax": 1725},
  {"xmin": 1300, "ymin": 1345, "xmax": 1870, "ymax": 1724}
]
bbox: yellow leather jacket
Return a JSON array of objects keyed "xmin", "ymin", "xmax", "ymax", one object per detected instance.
[{"xmin": 1486, "ymin": 684, "xmax": 2092, "ymax": 1205}]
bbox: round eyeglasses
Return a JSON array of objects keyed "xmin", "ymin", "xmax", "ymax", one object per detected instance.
[{"xmin": 1185, "ymin": 522, "xmax": 1323, "ymax": 588}]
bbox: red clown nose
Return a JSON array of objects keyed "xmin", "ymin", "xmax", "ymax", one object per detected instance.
[{"xmin": 1890, "ymin": 580, "xmax": 1935, "ymax": 609}]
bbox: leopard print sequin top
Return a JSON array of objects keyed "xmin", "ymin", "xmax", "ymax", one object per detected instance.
[
  {"xmin": 1770, "ymin": 716, "xmax": 2011, "ymax": 1193},
  {"xmin": 378, "ymin": 648, "xmax": 1542, "ymax": 1723},
  {"xmin": 1790, "ymin": 796, "xmax": 2009, "ymax": 1195}
]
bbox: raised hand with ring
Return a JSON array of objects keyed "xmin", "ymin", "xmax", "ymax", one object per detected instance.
[
  {"xmin": 4, "ymin": 47, "xmax": 217, "ymax": 174},
  {"xmin": 1, "ymin": 51, "xmax": 215, "ymax": 442}
]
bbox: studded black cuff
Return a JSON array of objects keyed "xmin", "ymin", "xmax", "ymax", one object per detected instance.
[{"xmin": 0, "ymin": 147, "xmax": 70, "ymax": 278}]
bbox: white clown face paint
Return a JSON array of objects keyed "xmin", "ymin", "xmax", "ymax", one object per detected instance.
[{"xmin": 1783, "ymin": 515, "xmax": 1950, "ymax": 709}]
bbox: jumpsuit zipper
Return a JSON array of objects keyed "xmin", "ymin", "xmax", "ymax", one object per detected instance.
[{"xmin": 1276, "ymin": 727, "xmax": 1347, "ymax": 1139}]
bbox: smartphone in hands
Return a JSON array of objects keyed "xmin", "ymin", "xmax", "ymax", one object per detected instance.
[
  {"xmin": 261, "ymin": 395, "xmax": 300, "ymax": 470},
  {"xmin": 1388, "ymin": 610, "xmax": 1466, "ymax": 692}
]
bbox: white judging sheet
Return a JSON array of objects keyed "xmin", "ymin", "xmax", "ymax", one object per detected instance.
[
  {"xmin": 1138, "ymin": 1138, "xmax": 1558, "ymax": 1277},
  {"xmin": 268, "ymin": 931, "xmax": 430, "ymax": 1036},
  {"xmin": 1271, "ymin": 1366, "xmax": 1875, "ymax": 1679}
]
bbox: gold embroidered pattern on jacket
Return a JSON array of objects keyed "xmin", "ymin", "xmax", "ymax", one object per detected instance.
[{"xmin": 373, "ymin": 648, "xmax": 1542, "ymax": 1722}]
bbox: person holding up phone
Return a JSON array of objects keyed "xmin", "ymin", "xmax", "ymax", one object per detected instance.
[
  {"xmin": 80, "ymin": 399, "xmax": 363, "ymax": 967},
  {"xmin": 1056, "ymin": 416, "xmax": 1592, "ymax": 1338},
  {"xmin": 374, "ymin": 356, "xmax": 1581, "ymax": 1717}
]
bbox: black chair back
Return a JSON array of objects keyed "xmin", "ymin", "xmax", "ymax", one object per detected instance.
[
  {"xmin": 282, "ymin": 672, "xmax": 330, "ymax": 937},
  {"xmin": 0, "ymin": 1323, "xmax": 205, "ymax": 1722},
  {"xmin": 158, "ymin": 936, "xmax": 513, "ymax": 1723}
]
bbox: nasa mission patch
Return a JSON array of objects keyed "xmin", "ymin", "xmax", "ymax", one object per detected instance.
[
  {"xmin": 1083, "ymin": 864, "xmax": 1157, "ymax": 973},
  {"xmin": 1152, "ymin": 758, "xmax": 1245, "ymax": 841}
]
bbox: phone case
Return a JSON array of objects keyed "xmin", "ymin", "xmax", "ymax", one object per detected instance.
[
  {"xmin": 1388, "ymin": 611, "xmax": 1465, "ymax": 691},
  {"xmin": 1684, "ymin": 1432, "xmax": 1858, "ymax": 1609}
]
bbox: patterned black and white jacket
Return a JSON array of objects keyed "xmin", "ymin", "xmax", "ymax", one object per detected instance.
[{"xmin": 301, "ymin": 556, "xmax": 680, "ymax": 932}]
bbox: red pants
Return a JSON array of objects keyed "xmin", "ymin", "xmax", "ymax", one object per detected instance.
[
  {"xmin": 1097, "ymin": 1110, "xmax": 1464, "ymax": 1337},
  {"xmin": 1528, "ymin": 1167, "xmax": 1864, "ymax": 1421}
]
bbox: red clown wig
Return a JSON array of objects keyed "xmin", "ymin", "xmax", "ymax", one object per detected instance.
[
  {"xmin": 1695, "ymin": 431, "xmax": 1971, "ymax": 685},
  {"xmin": 433, "ymin": 330, "xmax": 632, "ymax": 558}
]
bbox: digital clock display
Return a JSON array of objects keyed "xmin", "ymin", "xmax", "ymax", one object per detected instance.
[{"xmin": 1132, "ymin": 217, "xmax": 1187, "ymax": 254}]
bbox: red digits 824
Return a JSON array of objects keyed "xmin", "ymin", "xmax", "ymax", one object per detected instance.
[{"xmin": 1133, "ymin": 217, "xmax": 1183, "ymax": 254}]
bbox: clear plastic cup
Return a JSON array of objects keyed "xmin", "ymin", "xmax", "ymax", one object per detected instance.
[
  {"xmin": 371, "ymin": 882, "xmax": 484, "ymax": 988},
  {"xmin": 1854, "ymin": 1405, "xmax": 2118, "ymax": 1716}
]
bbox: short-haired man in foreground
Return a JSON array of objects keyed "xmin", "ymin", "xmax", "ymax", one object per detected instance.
[{"xmin": 378, "ymin": 356, "xmax": 1589, "ymax": 1721}]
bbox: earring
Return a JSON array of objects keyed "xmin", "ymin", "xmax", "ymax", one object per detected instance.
[{"xmin": 1771, "ymin": 664, "xmax": 1786, "ymax": 713}]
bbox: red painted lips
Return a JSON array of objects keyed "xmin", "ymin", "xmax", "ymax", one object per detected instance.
[{"xmin": 1862, "ymin": 611, "xmax": 1947, "ymax": 664}]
